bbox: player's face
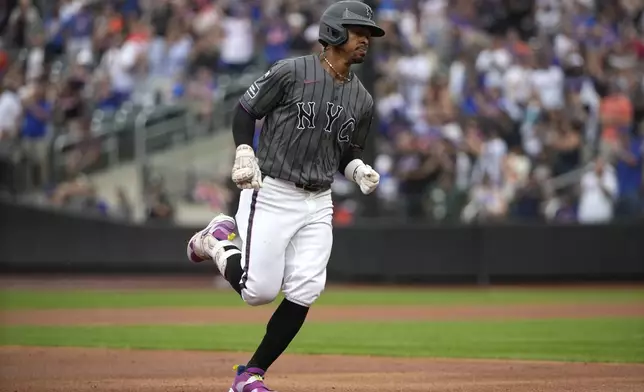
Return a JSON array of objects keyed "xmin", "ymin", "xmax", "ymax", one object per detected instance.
[{"xmin": 342, "ymin": 26, "xmax": 372, "ymax": 64}]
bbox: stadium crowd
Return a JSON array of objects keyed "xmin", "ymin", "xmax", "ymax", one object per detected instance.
[
  {"xmin": 366, "ymin": 0, "xmax": 644, "ymax": 224},
  {"xmin": 0, "ymin": 0, "xmax": 642, "ymax": 225}
]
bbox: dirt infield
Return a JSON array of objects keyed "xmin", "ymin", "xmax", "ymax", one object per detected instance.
[
  {"xmin": 1, "ymin": 276, "xmax": 644, "ymax": 392},
  {"xmin": 2, "ymin": 347, "xmax": 644, "ymax": 392}
]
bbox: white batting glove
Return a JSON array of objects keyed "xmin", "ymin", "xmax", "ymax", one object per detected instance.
[
  {"xmin": 231, "ymin": 144, "xmax": 263, "ymax": 190},
  {"xmin": 355, "ymin": 164, "xmax": 380, "ymax": 195},
  {"xmin": 345, "ymin": 159, "xmax": 380, "ymax": 195}
]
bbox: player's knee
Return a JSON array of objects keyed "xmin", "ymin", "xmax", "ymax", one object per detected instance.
[
  {"xmin": 242, "ymin": 286, "xmax": 280, "ymax": 307},
  {"xmin": 284, "ymin": 281, "xmax": 325, "ymax": 307}
]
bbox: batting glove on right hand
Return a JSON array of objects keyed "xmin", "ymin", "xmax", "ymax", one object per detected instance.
[
  {"xmin": 355, "ymin": 164, "xmax": 380, "ymax": 195},
  {"xmin": 231, "ymin": 144, "xmax": 263, "ymax": 190}
]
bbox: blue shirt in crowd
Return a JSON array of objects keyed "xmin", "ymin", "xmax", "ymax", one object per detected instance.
[
  {"xmin": 45, "ymin": 17, "xmax": 64, "ymax": 47},
  {"xmin": 21, "ymin": 100, "xmax": 51, "ymax": 139},
  {"xmin": 616, "ymin": 136, "xmax": 643, "ymax": 196},
  {"xmin": 121, "ymin": 0, "xmax": 141, "ymax": 17},
  {"xmin": 63, "ymin": 10, "xmax": 93, "ymax": 39},
  {"xmin": 264, "ymin": 22, "xmax": 290, "ymax": 66}
]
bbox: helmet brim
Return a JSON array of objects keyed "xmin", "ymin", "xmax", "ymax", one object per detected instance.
[{"xmin": 342, "ymin": 23, "xmax": 386, "ymax": 38}]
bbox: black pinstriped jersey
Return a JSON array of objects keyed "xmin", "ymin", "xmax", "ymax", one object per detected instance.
[{"xmin": 239, "ymin": 54, "xmax": 374, "ymax": 188}]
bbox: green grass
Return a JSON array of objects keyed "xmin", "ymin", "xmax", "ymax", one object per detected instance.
[
  {"xmin": 2, "ymin": 287, "xmax": 644, "ymax": 310},
  {"xmin": 1, "ymin": 318, "xmax": 643, "ymax": 363}
]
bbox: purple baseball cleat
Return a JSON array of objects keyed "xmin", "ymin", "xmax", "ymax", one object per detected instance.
[
  {"xmin": 186, "ymin": 214, "xmax": 240, "ymax": 276},
  {"xmin": 229, "ymin": 365, "xmax": 275, "ymax": 392}
]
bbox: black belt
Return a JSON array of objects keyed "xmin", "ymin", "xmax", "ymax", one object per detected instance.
[
  {"xmin": 262, "ymin": 174, "xmax": 330, "ymax": 192},
  {"xmin": 294, "ymin": 182, "xmax": 330, "ymax": 192}
]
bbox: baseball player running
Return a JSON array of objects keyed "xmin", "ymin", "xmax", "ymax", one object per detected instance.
[{"xmin": 186, "ymin": 2, "xmax": 384, "ymax": 391}]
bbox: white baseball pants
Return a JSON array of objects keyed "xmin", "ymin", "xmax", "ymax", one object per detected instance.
[{"xmin": 234, "ymin": 176, "xmax": 333, "ymax": 307}]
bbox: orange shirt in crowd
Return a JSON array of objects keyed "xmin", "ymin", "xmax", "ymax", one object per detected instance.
[
  {"xmin": 108, "ymin": 16, "xmax": 124, "ymax": 35},
  {"xmin": 600, "ymin": 94, "xmax": 633, "ymax": 143},
  {"xmin": 0, "ymin": 50, "xmax": 7, "ymax": 73}
]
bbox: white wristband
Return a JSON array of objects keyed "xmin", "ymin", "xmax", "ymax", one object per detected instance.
[
  {"xmin": 236, "ymin": 144, "xmax": 254, "ymax": 153},
  {"xmin": 344, "ymin": 159, "xmax": 365, "ymax": 183}
]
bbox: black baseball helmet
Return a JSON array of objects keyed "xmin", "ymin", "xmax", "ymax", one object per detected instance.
[{"xmin": 318, "ymin": 1, "xmax": 385, "ymax": 47}]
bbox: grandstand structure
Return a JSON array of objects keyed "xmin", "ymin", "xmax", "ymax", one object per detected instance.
[{"xmin": 1, "ymin": 0, "xmax": 642, "ymax": 225}]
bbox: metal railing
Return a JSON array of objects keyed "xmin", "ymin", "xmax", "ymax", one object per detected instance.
[
  {"xmin": 9, "ymin": 65, "xmax": 262, "ymax": 195},
  {"xmin": 48, "ymin": 103, "xmax": 196, "ymax": 180},
  {"xmin": 543, "ymin": 162, "xmax": 593, "ymax": 193},
  {"xmin": 133, "ymin": 104, "xmax": 195, "ymax": 177},
  {"xmin": 45, "ymin": 60, "xmax": 252, "ymax": 182},
  {"xmin": 49, "ymin": 104, "xmax": 140, "ymax": 182}
]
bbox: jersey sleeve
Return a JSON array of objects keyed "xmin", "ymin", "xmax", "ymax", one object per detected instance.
[
  {"xmin": 239, "ymin": 60, "xmax": 293, "ymax": 119},
  {"xmin": 350, "ymin": 101, "xmax": 374, "ymax": 152},
  {"xmin": 337, "ymin": 100, "xmax": 374, "ymax": 174}
]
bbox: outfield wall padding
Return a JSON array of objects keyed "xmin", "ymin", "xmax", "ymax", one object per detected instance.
[{"xmin": 1, "ymin": 201, "xmax": 642, "ymax": 283}]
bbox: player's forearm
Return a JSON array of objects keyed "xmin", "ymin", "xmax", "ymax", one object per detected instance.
[
  {"xmin": 343, "ymin": 158, "xmax": 367, "ymax": 183},
  {"xmin": 338, "ymin": 149, "xmax": 363, "ymax": 176},
  {"xmin": 342, "ymin": 155, "xmax": 380, "ymax": 195},
  {"xmin": 232, "ymin": 103, "xmax": 257, "ymax": 148}
]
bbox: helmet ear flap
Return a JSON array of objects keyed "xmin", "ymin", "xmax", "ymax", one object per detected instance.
[
  {"xmin": 336, "ymin": 28, "xmax": 348, "ymax": 46},
  {"xmin": 319, "ymin": 23, "xmax": 348, "ymax": 47}
]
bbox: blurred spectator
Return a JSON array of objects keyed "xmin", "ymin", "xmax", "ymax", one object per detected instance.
[
  {"xmin": 147, "ymin": 17, "xmax": 193, "ymax": 102},
  {"xmin": 145, "ymin": 175, "xmax": 175, "ymax": 224},
  {"xmin": 262, "ymin": 14, "xmax": 290, "ymax": 66},
  {"xmin": 192, "ymin": 177, "xmax": 231, "ymax": 212},
  {"xmin": 548, "ymin": 120, "xmax": 583, "ymax": 177},
  {"xmin": 394, "ymin": 131, "xmax": 449, "ymax": 219},
  {"xmin": 6, "ymin": 0, "xmax": 42, "ymax": 51},
  {"xmin": 20, "ymin": 77, "xmax": 52, "ymax": 186},
  {"xmin": 502, "ymin": 144, "xmax": 532, "ymax": 201},
  {"xmin": 93, "ymin": 74, "xmax": 121, "ymax": 112},
  {"xmin": 93, "ymin": 2, "xmax": 124, "ymax": 55},
  {"xmin": 578, "ymin": 157, "xmax": 618, "ymax": 224},
  {"xmin": 287, "ymin": 12, "xmax": 314, "ymax": 56},
  {"xmin": 502, "ymin": 51, "xmax": 533, "ymax": 110},
  {"xmin": 219, "ymin": 5, "xmax": 254, "ymax": 73},
  {"xmin": 188, "ymin": 24, "xmax": 221, "ymax": 74},
  {"xmin": 56, "ymin": 61, "xmax": 89, "ymax": 131},
  {"xmin": 0, "ymin": 70, "xmax": 23, "ymax": 141},
  {"xmin": 614, "ymin": 124, "xmax": 644, "ymax": 218},
  {"xmin": 63, "ymin": 115, "xmax": 100, "ymax": 177},
  {"xmin": 551, "ymin": 189, "xmax": 578, "ymax": 223},
  {"xmin": 371, "ymin": 0, "xmax": 644, "ymax": 224},
  {"xmin": 1, "ymin": 0, "xmax": 643, "ymax": 226},
  {"xmin": 471, "ymin": 127, "xmax": 508, "ymax": 187},
  {"xmin": 106, "ymin": 17, "xmax": 150, "ymax": 106},
  {"xmin": 426, "ymin": 75, "xmax": 455, "ymax": 123},
  {"xmin": 530, "ymin": 54, "xmax": 565, "ymax": 116},
  {"xmin": 396, "ymin": 47, "xmax": 437, "ymax": 122},
  {"xmin": 427, "ymin": 173, "xmax": 466, "ymax": 223},
  {"xmin": 44, "ymin": 3, "xmax": 65, "ymax": 58},
  {"xmin": 25, "ymin": 32, "xmax": 46, "ymax": 83},
  {"xmin": 462, "ymin": 173, "xmax": 508, "ymax": 223},
  {"xmin": 49, "ymin": 174, "xmax": 109, "ymax": 217},
  {"xmin": 511, "ymin": 171, "xmax": 545, "ymax": 222},
  {"xmin": 599, "ymin": 81, "xmax": 634, "ymax": 156},
  {"xmin": 475, "ymin": 34, "xmax": 512, "ymax": 90},
  {"xmin": 62, "ymin": 1, "xmax": 93, "ymax": 64},
  {"xmin": 112, "ymin": 186, "xmax": 134, "ymax": 221},
  {"xmin": 185, "ymin": 66, "xmax": 216, "ymax": 125},
  {"xmin": 535, "ymin": 0, "xmax": 562, "ymax": 39}
]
